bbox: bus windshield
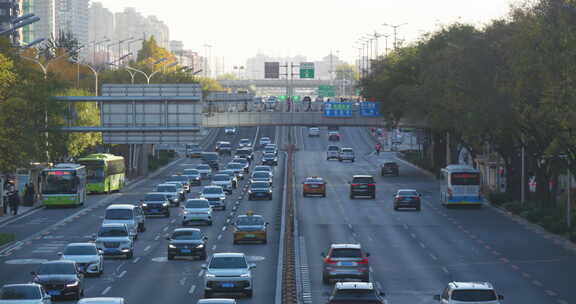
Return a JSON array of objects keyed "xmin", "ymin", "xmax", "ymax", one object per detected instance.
[
  {"xmin": 451, "ymin": 173, "xmax": 480, "ymax": 186},
  {"xmin": 42, "ymin": 171, "xmax": 78, "ymax": 194}
]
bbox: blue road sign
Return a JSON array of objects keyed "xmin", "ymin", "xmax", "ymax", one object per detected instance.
[
  {"xmin": 360, "ymin": 102, "xmax": 381, "ymax": 117},
  {"xmin": 324, "ymin": 102, "xmax": 353, "ymax": 117}
]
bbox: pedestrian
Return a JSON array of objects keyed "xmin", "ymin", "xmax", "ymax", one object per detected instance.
[
  {"xmin": 8, "ymin": 190, "xmax": 19, "ymax": 216},
  {"xmin": 25, "ymin": 183, "xmax": 35, "ymax": 205},
  {"xmin": 375, "ymin": 143, "xmax": 382, "ymax": 156}
]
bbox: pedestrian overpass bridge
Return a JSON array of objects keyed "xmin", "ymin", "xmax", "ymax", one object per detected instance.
[{"xmin": 218, "ymin": 79, "xmax": 332, "ymax": 89}]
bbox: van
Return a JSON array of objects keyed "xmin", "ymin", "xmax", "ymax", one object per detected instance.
[{"xmin": 102, "ymin": 204, "xmax": 145, "ymax": 240}]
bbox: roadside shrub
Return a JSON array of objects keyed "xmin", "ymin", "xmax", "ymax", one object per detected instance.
[
  {"xmin": 502, "ymin": 201, "xmax": 522, "ymax": 214},
  {"xmin": 488, "ymin": 192, "xmax": 513, "ymax": 206}
]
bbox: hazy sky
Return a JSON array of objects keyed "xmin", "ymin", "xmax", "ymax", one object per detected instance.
[{"xmin": 96, "ymin": 0, "xmax": 519, "ymax": 70}]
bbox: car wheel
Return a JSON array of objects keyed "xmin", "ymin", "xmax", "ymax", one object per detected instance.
[
  {"xmin": 245, "ymin": 290, "xmax": 253, "ymax": 298},
  {"xmin": 322, "ymin": 274, "xmax": 330, "ymax": 285},
  {"xmin": 126, "ymin": 251, "xmax": 133, "ymax": 259},
  {"xmin": 322, "ymin": 193, "xmax": 326, "ymax": 198},
  {"xmin": 167, "ymin": 254, "xmax": 174, "ymax": 260},
  {"xmin": 416, "ymin": 205, "xmax": 421, "ymax": 211},
  {"xmin": 207, "ymin": 220, "xmax": 213, "ymax": 226},
  {"xmin": 204, "ymin": 291, "xmax": 212, "ymax": 298}
]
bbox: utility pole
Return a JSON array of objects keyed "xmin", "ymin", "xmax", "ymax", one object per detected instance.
[{"xmin": 383, "ymin": 23, "xmax": 408, "ymax": 50}]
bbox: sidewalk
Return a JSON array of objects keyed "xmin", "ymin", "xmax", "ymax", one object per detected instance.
[{"xmin": 0, "ymin": 204, "xmax": 38, "ymax": 225}]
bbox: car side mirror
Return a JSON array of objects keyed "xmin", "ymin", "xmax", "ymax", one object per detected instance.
[
  {"xmin": 249, "ymin": 263, "xmax": 256, "ymax": 269},
  {"xmin": 498, "ymin": 295, "xmax": 504, "ymax": 300},
  {"xmin": 379, "ymin": 291, "xmax": 385, "ymax": 296},
  {"xmin": 98, "ymin": 249, "xmax": 104, "ymax": 255},
  {"xmin": 433, "ymin": 295, "xmax": 441, "ymax": 301},
  {"xmin": 57, "ymin": 252, "xmax": 63, "ymax": 256}
]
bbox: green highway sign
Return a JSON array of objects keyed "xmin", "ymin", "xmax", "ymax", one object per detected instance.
[
  {"xmin": 318, "ymin": 85, "xmax": 335, "ymax": 97},
  {"xmin": 300, "ymin": 62, "xmax": 315, "ymax": 79}
]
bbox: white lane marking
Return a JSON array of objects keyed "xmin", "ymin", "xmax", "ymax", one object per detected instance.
[
  {"xmin": 546, "ymin": 290, "xmax": 558, "ymax": 297},
  {"xmin": 101, "ymin": 286, "xmax": 111, "ymax": 295},
  {"xmin": 170, "ymin": 219, "xmax": 176, "ymax": 224},
  {"xmin": 222, "ymin": 226, "xmax": 226, "ymax": 231},
  {"xmin": 410, "ymin": 233, "xmax": 416, "ymax": 239},
  {"xmin": 212, "ymin": 245, "xmax": 217, "ymax": 250},
  {"xmin": 118, "ymin": 270, "xmax": 127, "ymax": 278},
  {"xmin": 533, "ymin": 280, "xmax": 543, "ymax": 287},
  {"xmin": 442, "ymin": 267, "xmax": 449, "ymax": 274},
  {"xmin": 198, "ymin": 270, "xmax": 204, "ymax": 277},
  {"xmin": 163, "ymin": 226, "xmax": 169, "ymax": 232},
  {"xmin": 154, "ymin": 235, "xmax": 160, "ymax": 241},
  {"xmin": 132, "ymin": 257, "xmax": 141, "ymax": 264},
  {"xmin": 144, "ymin": 245, "xmax": 151, "ymax": 252},
  {"xmin": 217, "ymin": 234, "xmax": 222, "ymax": 240},
  {"xmin": 429, "ymin": 253, "xmax": 438, "ymax": 260},
  {"xmin": 188, "ymin": 285, "xmax": 196, "ymax": 294},
  {"xmin": 419, "ymin": 242, "xmax": 427, "ymax": 249}
]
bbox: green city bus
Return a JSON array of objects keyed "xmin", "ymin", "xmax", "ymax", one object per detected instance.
[
  {"xmin": 41, "ymin": 163, "xmax": 87, "ymax": 207},
  {"xmin": 77, "ymin": 154, "xmax": 126, "ymax": 194}
]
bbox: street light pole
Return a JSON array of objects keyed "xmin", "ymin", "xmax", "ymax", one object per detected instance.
[{"xmin": 383, "ymin": 23, "xmax": 408, "ymax": 50}]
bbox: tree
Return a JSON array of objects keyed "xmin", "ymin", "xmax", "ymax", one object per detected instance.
[
  {"xmin": 39, "ymin": 30, "xmax": 81, "ymax": 61},
  {"xmin": 135, "ymin": 36, "xmax": 177, "ymax": 73}
]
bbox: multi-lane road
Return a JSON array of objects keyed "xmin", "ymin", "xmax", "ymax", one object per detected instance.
[{"xmin": 2, "ymin": 126, "xmax": 576, "ymax": 303}]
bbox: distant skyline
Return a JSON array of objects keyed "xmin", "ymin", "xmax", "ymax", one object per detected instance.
[{"xmin": 95, "ymin": 0, "xmax": 518, "ymax": 69}]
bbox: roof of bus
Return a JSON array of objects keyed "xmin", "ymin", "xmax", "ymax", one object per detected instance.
[
  {"xmin": 78, "ymin": 154, "xmax": 124, "ymax": 161},
  {"xmin": 442, "ymin": 164, "xmax": 479, "ymax": 173},
  {"xmin": 48, "ymin": 163, "xmax": 84, "ymax": 170}
]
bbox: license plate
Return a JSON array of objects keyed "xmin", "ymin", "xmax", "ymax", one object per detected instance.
[
  {"xmin": 181, "ymin": 249, "xmax": 191, "ymax": 253},
  {"xmin": 105, "ymin": 248, "xmax": 116, "ymax": 252},
  {"xmin": 151, "ymin": 209, "xmax": 159, "ymax": 213},
  {"xmin": 222, "ymin": 283, "xmax": 234, "ymax": 288},
  {"xmin": 359, "ymin": 185, "xmax": 367, "ymax": 189},
  {"xmin": 245, "ymin": 234, "xmax": 256, "ymax": 238},
  {"xmin": 310, "ymin": 185, "xmax": 320, "ymax": 188},
  {"xmin": 48, "ymin": 290, "xmax": 60, "ymax": 296},
  {"xmin": 339, "ymin": 262, "xmax": 355, "ymax": 266}
]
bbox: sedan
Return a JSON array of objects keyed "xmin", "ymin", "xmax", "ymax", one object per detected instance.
[
  {"xmin": 261, "ymin": 153, "xmax": 278, "ymax": 166},
  {"xmin": 167, "ymin": 228, "xmax": 208, "ymax": 260},
  {"xmin": 393, "ymin": 189, "xmax": 422, "ymax": 211},
  {"xmin": 259, "ymin": 137, "xmax": 271, "ymax": 147},
  {"xmin": 32, "ymin": 260, "xmax": 84, "ymax": 300},
  {"xmin": 250, "ymin": 171, "xmax": 273, "ymax": 185},
  {"xmin": 0, "ymin": 284, "xmax": 51, "ymax": 304},
  {"xmin": 59, "ymin": 243, "xmax": 103, "ymax": 276},
  {"xmin": 248, "ymin": 182, "xmax": 273, "ymax": 200}
]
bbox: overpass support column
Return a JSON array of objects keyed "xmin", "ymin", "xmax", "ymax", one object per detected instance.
[{"xmin": 137, "ymin": 144, "xmax": 150, "ymax": 176}]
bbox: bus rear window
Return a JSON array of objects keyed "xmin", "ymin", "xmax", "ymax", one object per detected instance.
[{"xmin": 451, "ymin": 173, "xmax": 480, "ymax": 185}]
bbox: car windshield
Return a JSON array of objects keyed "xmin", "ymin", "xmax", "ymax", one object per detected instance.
[
  {"xmin": 264, "ymin": 148, "xmax": 275, "ymax": 153},
  {"xmin": 183, "ymin": 169, "xmax": 200, "ymax": 176},
  {"xmin": 261, "ymin": 137, "xmax": 270, "ymax": 141},
  {"xmin": 98, "ymin": 226, "xmax": 128, "ymax": 237},
  {"xmin": 64, "ymin": 245, "xmax": 97, "ymax": 255},
  {"xmin": 220, "ymin": 144, "xmax": 231, "ymax": 148},
  {"xmin": 197, "ymin": 165, "xmax": 210, "ymax": 170},
  {"xmin": 251, "ymin": 182, "xmax": 270, "ymax": 189},
  {"xmin": 105, "ymin": 209, "xmax": 132, "ymax": 220},
  {"xmin": 254, "ymin": 167, "xmax": 271, "ymax": 172},
  {"xmin": 38, "ymin": 263, "xmax": 76, "ymax": 275},
  {"xmin": 209, "ymin": 257, "xmax": 247, "ymax": 269},
  {"xmin": 252, "ymin": 172, "xmax": 270, "ymax": 178},
  {"xmin": 0, "ymin": 286, "xmax": 41, "ymax": 300},
  {"xmin": 352, "ymin": 177, "xmax": 374, "ymax": 184},
  {"xmin": 237, "ymin": 149, "xmax": 251, "ymax": 155},
  {"xmin": 145, "ymin": 194, "xmax": 166, "ymax": 201},
  {"xmin": 306, "ymin": 178, "xmax": 324, "ymax": 183},
  {"xmin": 233, "ymin": 158, "xmax": 248, "ymax": 164},
  {"xmin": 451, "ymin": 290, "xmax": 497, "ymax": 301},
  {"xmin": 227, "ymin": 163, "xmax": 243, "ymax": 170},
  {"xmin": 240, "ymin": 140, "xmax": 250, "ymax": 144},
  {"xmin": 398, "ymin": 190, "xmax": 418, "ymax": 196},
  {"xmin": 263, "ymin": 153, "xmax": 275, "ymax": 158},
  {"xmin": 328, "ymin": 146, "xmax": 339, "ymax": 151},
  {"xmin": 237, "ymin": 216, "xmax": 264, "ymax": 226},
  {"xmin": 186, "ymin": 200, "xmax": 209, "ymax": 208},
  {"xmin": 341, "ymin": 149, "xmax": 353, "ymax": 153},
  {"xmin": 331, "ymin": 248, "xmax": 362, "ymax": 258},
  {"xmin": 172, "ymin": 230, "xmax": 201, "ymax": 240},
  {"xmin": 203, "ymin": 187, "xmax": 223, "ymax": 194},
  {"xmin": 213, "ymin": 175, "xmax": 230, "ymax": 181},
  {"xmin": 156, "ymin": 185, "xmax": 177, "ymax": 192}
]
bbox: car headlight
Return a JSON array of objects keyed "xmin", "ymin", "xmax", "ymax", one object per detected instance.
[
  {"xmin": 205, "ymin": 273, "xmax": 216, "ymax": 278},
  {"xmin": 163, "ymin": 202, "xmax": 169, "ymax": 207},
  {"xmin": 141, "ymin": 203, "xmax": 148, "ymax": 207},
  {"xmin": 66, "ymin": 281, "xmax": 79, "ymax": 287},
  {"xmin": 240, "ymin": 273, "xmax": 251, "ymax": 278},
  {"xmin": 169, "ymin": 244, "xmax": 176, "ymax": 249},
  {"xmin": 196, "ymin": 244, "xmax": 204, "ymax": 249}
]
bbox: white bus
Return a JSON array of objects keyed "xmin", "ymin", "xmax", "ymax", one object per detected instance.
[{"xmin": 440, "ymin": 165, "xmax": 482, "ymax": 206}]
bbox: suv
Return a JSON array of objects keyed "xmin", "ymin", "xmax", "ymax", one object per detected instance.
[
  {"xmin": 141, "ymin": 193, "xmax": 171, "ymax": 217},
  {"xmin": 303, "ymin": 176, "xmax": 326, "ymax": 197},
  {"xmin": 182, "ymin": 168, "xmax": 202, "ymax": 186},
  {"xmin": 32, "ymin": 260, "xmax": 84, "ymax": 300},
  {"xmin": 102, "ymin": 204, "xmax": 144, "ymax": 239},
  {"xmin": 59, "ymin": 243, "xmax": 103, "ymax": 276},
  {"xmin": 203, "ymin": 253, "xmax": 255, "ymax": 298},
  {"xmin": 381, "ymin": 161, "xmax": 399, "ymax": 176},
  {"xmin": 327, "ymin": 282, "xmax": 386, "ymax": 304},
  {"xmin": 235, "ymin": 148, "xmax": 254, "ymax": 161},
  {"xmin": 326, "ymin": 145, "xmax": 340, "ymax": 160},
  {"xmin": 201, "ymin": 152, "xmax": 220, "ymax": 171},
  {"xmin": 211, "ymin": 174, "xmax": 233, "ymax": 195},
  {"xmin": 308, "ymin": 127, "xmax": 320, "ymax": 137},
  {"xmin": 434, "ymin": 282, "xmax": 504, "ymax": 304},
  {"xmin": 322, "ymin": 244, "xmax": 370, "ymax": 284},
  {"xmin": 201, "ymin": 186, "xmax": 227, "ymax": 210},
  {"xmin": 154, "ymin": 183, "xmax": 181, "ymax": 206},
  {"xmin": 94, "ymin": 223, "xmax": 134, "ymax": 259},
  {"xmin": 167, "ymin": 228, "xmax": 207, "ymax": 260},
  {"xmin": 338, "ymin": 148, "xmax": 355, "ymax": 162},
  {"xmin": 182, "ymin": 199, "xmax": 213, "ymax": 226},
  {"xmin": 349, "ymin": 175, "xmax": 376, "ymax": 199}
]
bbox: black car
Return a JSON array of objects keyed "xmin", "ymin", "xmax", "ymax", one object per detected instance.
[
  {"xmin": 393, "ymin": 189, "xmax": 422, "ymax": 211},
  {"xmin": 349, "ymin": 175, "xmax": 376, "ymax": 199},
  {"xmin": 141, "ymin": 193, "xmax": 171, "ymax": 217},
  {"xmin": 381, "ymin": 161, "xmax": 399, "ymax": 176},
  {"xmin": 32, "ymin": 260, "xmax": 84, "ymax": 300},
  {"xmin": 262, "ymin": 153, "xmax": 278, "ymax": 166},
  {"xmin": 248, "ymin": 182, "xmax": 273, "ymax": 200},
  {"xmin": 235, "ymin": 148, "xmax": 254, "ymax": 161},
  {"xmin": 167, "ymin": 228, "xmax": 207, "ymax": 260}
]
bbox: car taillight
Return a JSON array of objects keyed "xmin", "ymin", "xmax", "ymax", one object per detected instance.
[
  {"xmin": 447, "ymin": 188, "xmax": 453, "ymax": 199},
  {"xmin": 351, "ymin": 184, "xmax": 360, "ymax": 187},
  {"xmin": 368, "ymin": 184, "xmax": 376, "ymax": 186},
  {"xmin": 357, "ymin": 258, "xmax": 369, "ymax": 264},
  {"xmin": 324, "ymin": 257, "xmax": 337, "ymax": 264}
]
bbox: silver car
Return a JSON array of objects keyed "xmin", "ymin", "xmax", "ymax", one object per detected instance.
[
  {"xmin": 338, "ymin": 148, "xmax": 355, "ymax": 162},
  {"xmin": 197, "ymin": 299, "xmax": 236, "ymax": 304},
  {"xmin": 203, "ymin": 253, "xmax": 255, "ymax": 298},
  {"xmin": 0, "ymin": 284, "xmax": 52, "ymax": 304},
  {"xmin": 182, "ymin": 199, "xmax": 213, "ymax": 226},
  {"xmin": 326, "ymin": 145, "xmax": 340, "ymax": 160},
  {"xmin": 94, "ymin": 223, "xmax": 134, "ymax": 259},
  {"xmin": 201, "ymin": 186, "xmax": 226, "ymax": 211},
  {"xmin": 321, "ymin": 244, "xmax": 370, "ymax": 284},
  {"xmin": 211, "ymin": 174, "xmax": 233, "ymax": 194},
  {"xmin": 59, "ymin": 243, "xmax": 103, "ymax": 276}
]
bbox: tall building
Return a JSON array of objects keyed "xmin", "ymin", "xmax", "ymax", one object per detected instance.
[
  {"xmin": 55, "ymin": 0, "xmax": 89, "ymax": 46},
  {"xmin": 23, "ymin": 0, "xmax": 56, "ymax": 44},
  {"xmin": 114, "ymin": 8, "xmax": 170, "ymax": 48},
  {"xmin": 21, "ymin": 0, "xmax": 33, "ymax": 43},
  {"xmin": 88, "ymin": 1, "xmax": 113, "ymax": 43},
  {"xmin": 0, "ymin": 0, "xmax": 21, "ymax": 43}
]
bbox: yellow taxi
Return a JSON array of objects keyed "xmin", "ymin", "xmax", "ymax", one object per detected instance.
[
  {"xmin": 302, "ymin": 176, "xmax": 327, "ymax": 197},
  {"xmin": 233, "ymin": 211, "xmax": 268, "ymax": 244}
]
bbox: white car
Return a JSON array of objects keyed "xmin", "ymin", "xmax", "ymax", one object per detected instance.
[
  {"xmin": 59, "ymin": 243, "xmax": 103, "ymax": 276},
  {"xmin": 0, "ymin": 284, "xmax": 51, "ymax": 304},
  {"xmin": 434, "ymin": 282, "xmax": 504, "ymax": 304},
  {"xmin": 250, "ymin": 171, "xmax": 273, "ymax": 185},
  {"xmin": 225, "ymin": 128, "xmax": 237, "ymax": 135},
  {"xmin": 253, "ymin": 165, "xmax": 273, "ymax": 178},
  {"xmin": 94, "ymin": 223, "xmax": 134, "ymax": 259},
  {"xmin": 197, "ymin": 299, "xmax": 236, "ymax": 304},
  {"xmin": 308, "ymin": 127, "xmax": 320, "ymax": 137},
  {"xmin": 182, "ymin": 199, "xmax": 213, "ymax": 226},
  {"xmin": 238, "ymin": 139, "xmax": 252, "ymax": 148},
  {"xmin": 211, "ymin": 174, "xmax": 233, "ymax": 194},
  {"xmin": 196, "ymin": 164, "xmax": 213, "ymax": 179},
  {"xmin": 201, "ymin": 186, "xmax": 226, "ymax": 211},
  {"xmin": 259, "ymin": 137, "xmax": 271, "ymax": 147},
  {"xmin": 77, "ymin": 298, "xmax": 125, "ymax": 304},
  {"xmin": 203, "ymin": 253, "xmax": 255, "ymax": 298}
]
